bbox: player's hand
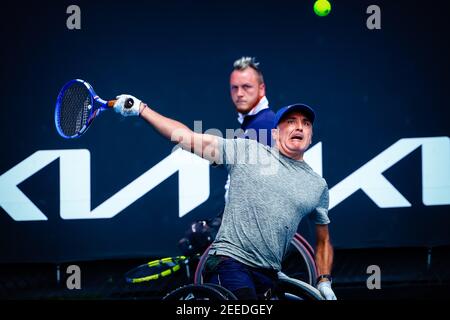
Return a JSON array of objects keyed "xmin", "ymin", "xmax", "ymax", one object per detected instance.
[
  {"xmin": 317, "ymin": 280, "xmax": 337, "ymax": 300},
  {"xmin": 113, "ymin": 94, "xmax": 143, "ymax": 117}
]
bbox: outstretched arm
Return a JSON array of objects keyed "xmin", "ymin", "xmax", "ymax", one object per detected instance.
[{"xmin": 114, "ymin": 95, "xmax": 220, "ymax": 163}]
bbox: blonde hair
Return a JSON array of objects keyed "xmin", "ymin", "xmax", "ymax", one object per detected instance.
[{"xmin": 232, "ymin": 56, "xmax": 264, "ymax": 84}]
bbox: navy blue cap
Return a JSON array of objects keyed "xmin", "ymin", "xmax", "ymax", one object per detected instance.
[{"xmin": 273, "ymin": 103, "xmax": 316, "ymax": 128}]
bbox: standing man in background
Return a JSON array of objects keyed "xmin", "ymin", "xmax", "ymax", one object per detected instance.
[{"xmin": 225, "ymin": 56, "xmax": 276, "ymax": 202}]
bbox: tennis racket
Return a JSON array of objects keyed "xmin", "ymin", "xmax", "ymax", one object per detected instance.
[
  {"xmin": 54, "ymin": 79, "xmax": 133, "ymax": 139},
  {"xmin": 124, "ymin": 256, "xmax": 189, "ymax": 284}
]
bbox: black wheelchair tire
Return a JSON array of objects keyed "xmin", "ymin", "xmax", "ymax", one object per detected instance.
[
  {"xmin": 202, "ymin": 283, "xmax": 238, "ymax": 300},
  {"xmin": 162, "ymin": 283, "xmax": 230, "ymax": 300}
]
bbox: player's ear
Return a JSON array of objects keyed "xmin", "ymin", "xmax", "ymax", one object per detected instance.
[{"xmin": 259, "ymin": 82, "xmax": 266, "ymax": 97}]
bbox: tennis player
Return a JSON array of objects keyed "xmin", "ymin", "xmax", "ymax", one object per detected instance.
[{"xmin": 113, "ymin": 96, "xmax": 336, "ymax": 300}]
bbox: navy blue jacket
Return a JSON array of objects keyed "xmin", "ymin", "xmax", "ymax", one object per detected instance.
[{"xmin": 240, "ymin": 108, "xmax": 276, "ymax": 147}]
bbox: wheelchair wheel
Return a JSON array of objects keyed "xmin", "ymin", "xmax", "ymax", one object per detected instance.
[
  {"xmin": 162, "ymin": 284, "xmax": 230, "ymax": 300},
  {"xmin": 202, "ymin": 283, "xmax": 238, "ymax": 300},
  {"xmin": 282, "ymin": 236, "xmax": 318, "ymax": 285},
  {"xmin": 273, "ymin": 274, "xmax": 323, "ymax": 301},
  {"xmin": 294, "ymin": 233, "xmax": 316, "ymax": 262}
]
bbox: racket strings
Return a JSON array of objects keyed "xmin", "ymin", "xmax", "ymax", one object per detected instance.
[{"xmin": 58, "ymin": 83, "xmax": 92, "ymax": 136}]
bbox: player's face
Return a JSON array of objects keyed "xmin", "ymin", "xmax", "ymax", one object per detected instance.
[
  {"xmin": 272, "ymin": 111, "xmax": 313, "ymax": 160},
  {"xmin": 230, "ymin": 68, "xmax": 265, "ymax": 114}
]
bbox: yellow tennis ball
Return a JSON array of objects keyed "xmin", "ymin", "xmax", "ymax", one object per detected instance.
[{"xmin": 314, "ymin": 0, "xmax": 331, "ymax": 17}]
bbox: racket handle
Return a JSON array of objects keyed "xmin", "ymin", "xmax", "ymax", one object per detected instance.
[
  {"xmin": 107, "ymin": 98, "xmax": 134, "ymax": 108},
  {"xmin": 107, "ymin": 100, "xmax": 116, "ymax": 108}
]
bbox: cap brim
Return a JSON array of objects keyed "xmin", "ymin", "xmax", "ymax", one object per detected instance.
[{"xmin": 275, "ymin": 103, "xmax": 316, "ymax": 127}]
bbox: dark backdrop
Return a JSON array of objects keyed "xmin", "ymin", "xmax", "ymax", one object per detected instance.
[{"xmin": 1, "ymin": 0, "xmax": 449, "ymax": 263}]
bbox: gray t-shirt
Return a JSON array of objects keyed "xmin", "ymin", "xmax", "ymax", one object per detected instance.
[{"xmin": 209, "ymin": 138, "xmax": 330, "ymax": 271}]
